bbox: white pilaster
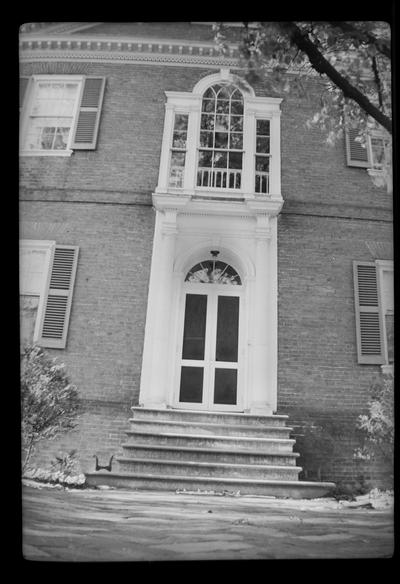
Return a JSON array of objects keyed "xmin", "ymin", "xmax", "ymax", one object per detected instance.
[
  {"xmin": 139, "ymin": 209, "xmax": 178, "ymax": 408},
  {"xmin": 248, "ymin": 213, "xmax": 277, "ymax": 415}
]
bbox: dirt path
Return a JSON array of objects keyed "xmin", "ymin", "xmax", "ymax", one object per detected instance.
[{"xmin": 22, "ymin": 483, "xmax": 394, "ymax": 561}]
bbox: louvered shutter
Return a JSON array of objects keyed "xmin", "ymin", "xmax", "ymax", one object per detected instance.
[
  {"xmin": 37, "ymin": 246, "xmax": 79, "ymax": 349},
  {"xmin": 20, "ymin": 76, "xmax": 30, "ymax": 110},
  {"xmin": 71, "ymin": 77, "xmax": 105, "ymax": 149},
  {"xmin": 353, "ymin": 261, "xmax": 385, "ymax": 364},
  {"xmin": 345, "ymin": 127, "xmax": 370, "ymax": 167}
]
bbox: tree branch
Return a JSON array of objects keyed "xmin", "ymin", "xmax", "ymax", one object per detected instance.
[
  {"xmin": 276, "ymin": 22, "xmax": 392, "ymax": 133},
  {"xmin": 371, "ymin": 55, "xmax": 384, "ymax": 109}
]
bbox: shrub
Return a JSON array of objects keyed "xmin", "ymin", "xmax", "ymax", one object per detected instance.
[
  {"xmin": 21, "ymin": 344, "xmax": 80, "ymax": 471},
  {"xmin": 354, "ymin": 374, "xmax": 394, "ymax": 484}
]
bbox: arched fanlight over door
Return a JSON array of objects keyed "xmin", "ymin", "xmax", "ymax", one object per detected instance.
[{"xmin": 185, "ymin": 259, "xmax": 242, "ymax": 285}]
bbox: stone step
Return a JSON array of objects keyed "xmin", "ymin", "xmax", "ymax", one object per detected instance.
[
  {"xmin": 129, "ymin": 418, "xmax": 292, "ymax": 438},
  {"xmin": 85, "ymin": 471, "xmax": 335, "ymax": 499},
  {"xmin": 125, "ymin": 430, "xmax": 296, "ymax": 453},
  {"xmin": 116, "ymin": 457, "xmax": 302, "ymax": 481},
  {"xmin": 121, "ymin": 443, "xmax": 300, "ymax": 466},
  {"xmin": 131, "ymin": 407, "xmax": 289, "ymax": 427}
]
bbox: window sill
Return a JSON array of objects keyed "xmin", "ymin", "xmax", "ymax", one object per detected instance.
[
  {"xmin": 381, "ymin": 364, "xmax": 394, "ymax": 376},
  {"xmin": 20, "ymin": 149, "xmax": 74, "ymax": 157}
]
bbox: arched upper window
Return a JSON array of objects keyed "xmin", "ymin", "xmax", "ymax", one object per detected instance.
[
  {"xmin": 197, "ymin": 84, "xmax": 244, "ymax": 190},
  {"xmin": 161, "ymin": 71, "xmax": 282, "ymax": 197},
  {"xmin": 185, "ymin": 259, "xmax": 242, "ymax": 285}
]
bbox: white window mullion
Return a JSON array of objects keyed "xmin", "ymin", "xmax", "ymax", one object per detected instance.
[
  {"xmin": 156, "ymin": 103, "xmax": 176, "ymax": 191},
  {"xmin": 242, "ymin": 107, "xmax": 255, "ymax": 194},
  {"xmin": 184, "ymin": 106, "xmax": 200, "ymax": 192},
  {"xmin": 270, "ymin": 111, "xmax": 281, "ymax": 195}
]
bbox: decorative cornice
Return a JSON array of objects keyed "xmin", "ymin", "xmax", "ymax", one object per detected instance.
[
  {"xmin": 19, "ymin": 36, "xmax": 241, "ymax": 69},
  {"xmin": 20, "ymin": 23, "xmax": 102, "ymax": 35}
]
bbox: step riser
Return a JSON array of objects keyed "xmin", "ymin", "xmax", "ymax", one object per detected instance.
[
  {"xmin": 131, "ymin": 408, "xmax": 288, "ymax": 427},
  {"xmin": 117, "ymin": 460, "xmax": 301, "ymax": 481},
  {"xmin": 126, "ymin": 433, "xmax": 295, "ymax": 453},
  {"xmin": 85, "ymin": 473, "xmax": 335, "ymax": 499},
  {"xmin": 130, "ymin": 420, "xmax": 292, "ymax": 439},
  {"xmin": 121, "ymin": 445, "xmax": 299, "ymax": 466}
]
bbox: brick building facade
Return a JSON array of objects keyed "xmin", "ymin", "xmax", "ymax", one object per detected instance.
[{"xmin": 19, "ymin": 22, "xmax": 393, "ymax": 490}]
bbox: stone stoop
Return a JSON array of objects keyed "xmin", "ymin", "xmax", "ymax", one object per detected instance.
[{"xmin": 85, "ymin": 407, "xmax": 335, "ymax": 499}]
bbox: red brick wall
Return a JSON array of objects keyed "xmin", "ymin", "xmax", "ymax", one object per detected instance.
[
  {"xmin": 277, "ymin": 212, "xmax": 392, "ymax": 485},
  {"xmin": 20, "ymin": 199, "xmax": 154, "ymax": 405}
]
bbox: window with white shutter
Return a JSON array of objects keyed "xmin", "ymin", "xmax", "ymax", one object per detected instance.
[
  {"xmin": 20, "ymin": 75, "xmax": 105, "ymax": 155},
  {"xmin": 353, "ymin": 261, "xmax": 386, "ymax": 364},
  {"xmin": 36, "ymin": 245, "xmax": 79, "ymax": 349},
  {"xmin": 345, "ymin": 128, "xmax": 370, "ymax": 168},
  {"xmin": 345, "ymin": 118, "xmax": 390, "ymax": 171}
]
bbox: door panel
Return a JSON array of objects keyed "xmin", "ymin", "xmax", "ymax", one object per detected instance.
[
  {"xmin": 213, "ymin": 368, "xmax": 237, "ymax": 405},
  {"xmin": 215, "ymin": 295, "xmax": 239, "ymax": 362},
  {"xmin": 182, "ymin": 294, "xmax": 207, "ymax": 360},
  {"xmin": 179, "ymin": 366, "xmax": 204, "ymax": 403}
]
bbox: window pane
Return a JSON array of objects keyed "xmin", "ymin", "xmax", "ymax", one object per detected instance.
[
  {"xmin": 230, "ymin": 116, "xmax": 243, "ymax": 132},
  {"xmin": 215, "ymin": 115, "xmax": 229, "ymax": 131},
  {"xmin": 215, "ymin": 132, "xmax": 228, "ymax": 149},
  {"xmin": 201, "ymin": 114, "xmax": 215, "ymax": 130},
  {"xmin": 171, "ymin": 151, "xmax": 186, "ymax": 167},
  {"xmin": 200, "ymin": 131, "xmax": 213, "ymax": 148},
  {"xmin": 20, "ymin": 295, "xmax": 40, "ymax": 347},
  {"xmin": 203, "ymin": 87, "xmax": 216, "ymax": 99},
  {"xmin": 214, "ymin": 368, "xmax": 237, "ymax": 405},
  {"xmin": 217, "ymin": 85, "xmax": 231, "ymax": 99},
  {"xmin": 24, "ymin": 117, "xmax": 72, "ymax": 151},
  {"xmin": 216, "ymin": 296, "xmax": 239, "ymax": 362},
  {"xmin": 173, "ymin": 131, "xmax": 187, "ymax": 148},
  {"xmin": 386, "ymin": 314, "xmax": 394, "ymax": 363},
  {"xmin": 230, "ymin": 133, "xmax": 243, "ymax": 149},
  {"xmin": 169, "ymin": 167, "xmax": 184, "ymax": 187},
  {"xmin": 198, "ymin": 150, "xmax": 213, "ymax": 168},
  {"xmin": 182, "ymin": 294, "xmax": 207, "ymax": 360},
  {"xmin": 202, "ymin": 98, "xmax": 215, "ymax": 112},
  {"xmin": 230, "ymin": 100, "xmax": 244, "ymax": 115},
  {"xmin": 256, "ymin": 137, "xmax": 270, "ymax": 154},
  {"xmin": 257, "ymin": 119, "xmax": 270, "ymax": 135},
  {"xmin": 228, "ymin": 152, "xmax": 242, "ymax": 169},
  {"xmin": 371, "ymin": 138, "xmax": 385, "ymax": 166},
  {"xmin": 174, "ymin": 114, "xmax": 188, "ymax": 131},
  {"xmin": 216, "ymin": 99, "xmax": 230, "ymax": 114},
  {"xmin": 33, "ymin": 82, "xmax": 78, "ymax": 117},
  {"xmin": 41, "ymin": 127, "xmax": 55, "ymax": 149},
  {"xmin": 256, "ymin": 156, "xmax": 269, "ymax": 172},
  {"xmin": 53, "ymin": 127, "xmax": 69, "ymax": 150},
  {"xmin": 213, "ymin": 151, "xmax": 227, "ymax": 168},
  {"xmin": 179, "ymin": 366, "xmax": 204, "ymax": 403}
]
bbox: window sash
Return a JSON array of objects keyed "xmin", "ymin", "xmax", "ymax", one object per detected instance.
[
  {"xmin": 19, "ymin": 240, "xmax": 56, "ymax": 342},
  {"xmin": 21, "ymin": 77, "xmax": 83, "ymax": 153}
]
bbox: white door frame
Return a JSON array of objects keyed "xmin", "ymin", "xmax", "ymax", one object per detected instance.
[{"xmin": 173, "ymin": 281, "xmax": 245, "ymax": 411}]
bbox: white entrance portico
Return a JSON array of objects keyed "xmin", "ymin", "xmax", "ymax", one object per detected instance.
[{"xmin": 138, "ymin": 70, "xmax": 283, "ymax": 415}]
